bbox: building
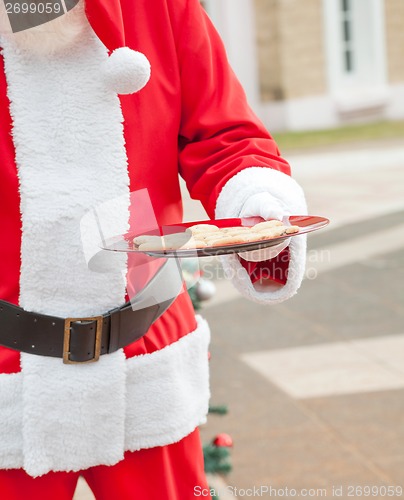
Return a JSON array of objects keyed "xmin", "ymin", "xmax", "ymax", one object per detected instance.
[{"xmin": 202, "ymin": 0, "xmax": 404, "ymax": 131}]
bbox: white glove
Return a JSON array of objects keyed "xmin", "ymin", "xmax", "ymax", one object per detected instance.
[{"xmin": 238, "ymin": 192, "xmax": 291, "ymax": 262}]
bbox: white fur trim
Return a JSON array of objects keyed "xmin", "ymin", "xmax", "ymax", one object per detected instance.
[
  {"xmin": 125, "ymin": 315, "xmax": 211, "ymax": 450},
  {"xmin": 0, "ymin": 318, "xmax": 211, "ymax": 475},
  {"xmin": 1, "ymin": 24, "xmax": 129, "ymax": 318},
  {"xmin": 20, "ymin": 351, "xmax": 127, "ymax": 477},
  {"xmin": 1, "ymin": 24, "xmax": 130, "ymax": 475},
  {"xmin": 104, "ymin": 48, "xmax": 151, "ymax": 95},
  {"xmin": 0, "ymin": 373, "xmax": 23, "ymax": 469},
  {"xmin": 215, "ymin": 167, "xmax": 308, "ymax": 304}
]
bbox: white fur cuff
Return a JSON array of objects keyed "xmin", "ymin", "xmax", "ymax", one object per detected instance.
[{"xmin": 215, "ymin": 167, "xmax": 308, "ymax": 304}]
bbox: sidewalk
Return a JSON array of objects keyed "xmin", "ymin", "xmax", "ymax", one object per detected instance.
[
  {"xmin": 181, "ymin": 137, "xmax": 404, "ymax": 228},
  {"xmin": 198, "ymin": 141, "xmax": 404, "ymax": 497}
]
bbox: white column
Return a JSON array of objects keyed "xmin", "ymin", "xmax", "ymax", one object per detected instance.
[
  {"xmin": 203, "ymin": 0, "xmax": 260, "ymax": 107},
  {"xmin": 322, "ymin": 0, "xmax": 388, "ymax": 113}
]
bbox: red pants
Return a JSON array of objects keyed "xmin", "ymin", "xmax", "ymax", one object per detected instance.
[{"xmin": 0, "ymin": 429, "xmax": 210, "ymax": 500}]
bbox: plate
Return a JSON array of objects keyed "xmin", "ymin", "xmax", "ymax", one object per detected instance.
[{"xmin": 99, "ymin": 215, "xmax": 329, "ymax": 258}]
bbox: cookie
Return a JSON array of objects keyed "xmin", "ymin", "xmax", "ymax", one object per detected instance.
[
  {"xmin": 133, "ymin": 234, "xmax": 161, "ymax": 247},
  {"xmin": 180, "ymin": 239, "xmax": 208, "ymax": 249},
  {"xmin": 189, "ymin": 224, "xmax": 220, "ymax": 233},
  {"xmin": 192, "ymin": 231, "xmax": 223, "ymax": 240},
  {"xmin": 285, "ymin": 225, "xmax": 300, "ymax": 234},
  {"xmin": 221, "ymin": 227, "xmax": 252, "ymax": 235},
  {"xmin": 253, "ymin": 220, "xmax": 284, "ymax": 231},
  {"xmin": 161, "ymin": 233, "xmax": 191, "ymax": 250},
  {"xmin": 205, "ymin": 234, "xmax": 249, "ymax": 246},
  {"xmin": 138, "ymin": 238, "xmax": 165, "ymax": 251},
  {"xmin": 256, "ymin": 226, "xmax": 288, "ymax": 239},
  {"xmin": 242, "ymin": 232, "xmax": 268, "ymax": 242}
]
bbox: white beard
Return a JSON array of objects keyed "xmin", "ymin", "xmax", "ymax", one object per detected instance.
[{"xmin": 0, "ymin": 0, "xmax": 87, "ymax": 55}]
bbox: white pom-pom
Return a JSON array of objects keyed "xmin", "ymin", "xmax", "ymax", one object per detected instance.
[{"xmin": 103, "ymin": 47, "xmax": 151, "ymax": 95}]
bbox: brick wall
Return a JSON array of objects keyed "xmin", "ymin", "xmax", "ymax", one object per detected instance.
[
  {"xmin": 253, "ymin": 0, "xmax": 282, "ymax": 101},
  {"xmin": 384, "ymin": 0, "xmax": 404, "ymax": 83},
  {"xmin": 254, "ymin": 0, "xmax": 327, "ymax": 102}
]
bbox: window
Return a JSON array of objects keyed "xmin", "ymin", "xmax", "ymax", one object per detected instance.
[
  {"xmin": 340, "ymin": 0, "xmax": 354, "ymax": 72},
  {"xmin": 323, "ymin": 0, "xmax": 387, "ymax": 97}
]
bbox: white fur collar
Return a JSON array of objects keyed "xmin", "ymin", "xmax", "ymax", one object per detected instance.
[{"xmin": 1, "ymin": 23, "xmax": 130, "ymax": 474}]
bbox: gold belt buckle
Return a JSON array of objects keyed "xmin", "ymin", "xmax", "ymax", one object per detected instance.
[{"xmin": 63, "ymin": 316, "xmax": 103, "ymax": 364}]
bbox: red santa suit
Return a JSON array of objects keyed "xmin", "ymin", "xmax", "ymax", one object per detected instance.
[{"xmin": 0, "ymin": 0, "xmax": 307, "ymax": 498}]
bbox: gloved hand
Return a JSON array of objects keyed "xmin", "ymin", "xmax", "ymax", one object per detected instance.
[{"xmin": 238, "ymin": 192, "xmax": 291, "ymax": 262}]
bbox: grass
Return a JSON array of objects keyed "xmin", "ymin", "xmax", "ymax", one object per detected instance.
[{"xmin": 272, "ymin": 120, "xmax": 404, "ymax": 152}]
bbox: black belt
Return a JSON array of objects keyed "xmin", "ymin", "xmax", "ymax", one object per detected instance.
[{"xmin": 0, "ymin": 259, "xmax": 183, "ymax": 364}]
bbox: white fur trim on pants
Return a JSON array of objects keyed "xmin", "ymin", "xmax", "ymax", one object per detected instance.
[
  {"xmin": 215, "ymin": 167, "xmax": 308, "ymax": 304},
  {"xmin": 0, "ymin": 316, "xmax": 211, "ymax": 477}
]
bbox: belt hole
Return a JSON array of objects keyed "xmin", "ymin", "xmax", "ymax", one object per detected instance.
[
  {"xmin": 52, "ymin": 322, "xmax": 56, "ymax": 326},
  {"xmin": 34, "ymin": 318, "xmax": 38, "ymax": 323},
  {"xmin": 16, "ymin": 313, "xmax": 20, "ymax": 318},
  {"xmin": 13, "ymin": 340, "xmax": 16, "ymax": 345},
  {"xmin": 31, "ymin": 344, "xmax": 35, "ymax": 348}
]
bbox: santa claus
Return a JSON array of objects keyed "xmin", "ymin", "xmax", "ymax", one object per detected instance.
[{"xmin": 0, "ymin": 0, "xmax": 307, "ymax": 498}]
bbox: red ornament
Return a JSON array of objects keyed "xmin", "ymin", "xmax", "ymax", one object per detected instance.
[{"xmin": 213, "ymin": 433, "xmax": 233, "ymax": 447}]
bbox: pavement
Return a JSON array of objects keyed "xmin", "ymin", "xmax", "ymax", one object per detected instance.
[{"xmin": 74, "ymin": 139, "xmax": 404, "ymax": 499}]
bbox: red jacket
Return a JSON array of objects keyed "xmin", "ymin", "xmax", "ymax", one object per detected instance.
[
  {"xmin": 0, "ymin": 0, "xmax": 308, "ymax": 476},
  {"xmin": 0, "ymin": 0, "xmax": 291, "ymax": 373}
]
